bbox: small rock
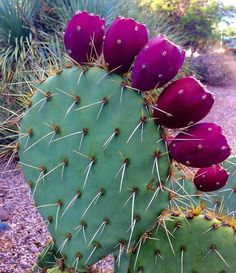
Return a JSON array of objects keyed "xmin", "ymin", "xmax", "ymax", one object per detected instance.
[
  {"xmin": 0, "ymin": 223, "xmax": 10, "ymax": 232},
  {"xmin": 0, "ymin": 189, "xmax": 6, "ymax": 197},
  {"xmin": 0, "ymin": 208, "xmax": 9, "ymax": 221},
  {"xmin": 3, "ymin": 203, "xmax": 14, "ymax": 212},
  {"xmin": 20, "ymin": 263, "xmax": 28, "ymax": 269}
]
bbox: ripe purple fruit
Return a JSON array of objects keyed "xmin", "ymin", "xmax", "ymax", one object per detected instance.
[
  {"xmin": 64, "ymin": 11, "xmax": 105, "ymax": 64},
  {"xmin": 103, "ymin": 17, "xmax": 148, "ymax": 73},
  {"xmin": 193, "ymin": 165, "xmax": 229, "ymax": 192},
  {"xmin": 131, "ymin": 35, "xmax": 185, "ymax": 91},
  {"xmin": 153, "ymin": 77, "xmax": 215, "ymax": 128},
  {"xmin": 169, "ymin": 123, "xmax": 231, "ymax": 167}
]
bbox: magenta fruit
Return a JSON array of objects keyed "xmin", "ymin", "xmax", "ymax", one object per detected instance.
[
  {"xmin": 64, "ymin": 11, "xmax": 105, "ymax": 64},
  {"xmin": 131, "ymin": 35, "xmax": 185, "ymax": 91},
  {"xmin": 193, "ymin": 165, "xmax": 229, "ymax": 192},
  {"xmin": 103, "ymin": 17, "xmax": 148, "ymax": 73},
  {"xmin": 153, "ymin": 77, "xmax": 215, "ymax": 128},
  {"xmin": 169, "ymin": 122, "xmax": 231, "ymax": 167}
]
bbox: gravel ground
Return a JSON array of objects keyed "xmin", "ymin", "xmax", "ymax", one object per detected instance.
[
  {"xmin": 204, "ymin": 84, "xmax": 236, "ymax": 153},
  {"xmin": 0, "ymin": 161, "xmax": 113, "ymax": 273},
  {"xmin": 0, "ymin": 83, "xmax": 235, "ymax": 273},
  {"xmin": 0, "ymin": 162, "xmax": 50, "ymax": 273}
]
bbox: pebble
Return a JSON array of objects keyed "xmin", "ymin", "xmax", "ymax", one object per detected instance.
[
  {"xmin": 0, "ymin": 208, "xmax": 10, "ymax": 221},
  {"xmin": 0, "ymin": 189, "xmax": 6, "ymax": 197}
]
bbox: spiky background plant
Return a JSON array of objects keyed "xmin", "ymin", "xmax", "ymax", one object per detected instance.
[
  {"xmin": 39, "ymin": 0, "xmax": 130, "ymax": 30},
  {"xmin": 0, "ymin": 0, "xmax": 40, "ymax": 82}
]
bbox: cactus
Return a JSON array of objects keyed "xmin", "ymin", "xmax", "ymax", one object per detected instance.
[
  {"xmin": 33, "ymin": 241, "xmax": 62, "ymax": 272},
  {"xmin": 167, "ymin": 158, "xmax": 236, "ymax": 214},
  {"xmin": 114, "ymin": 252, "xmax": 130, "ymax": 273},
  {"xmin": 11, "ymin": 10, "xmax": 235, "ymax": 273},
  {"xmin": 45, "ymin": 268, "xmax": 69, "ymax": 273},
  {"xmin": 18, "ymin": 64, "xmax": 172, "ymax": 270},
  {"xmin": 220, "ymin": 157, "xmax": 236, "ymax": 213},
  {"xmin": 127, "ymin": 209, "xmax": 236, "ymax": 273}
]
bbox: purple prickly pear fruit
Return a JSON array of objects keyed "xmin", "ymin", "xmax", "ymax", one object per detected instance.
[
  {"xmin": 131, "ymin": 35, "xmax": 185, "ymax": 91},
  {"xmin": 103, "ymin": 17, "xmax": 148, "ymax": 73},
  {"xmin": 169, "ymin": 122, "xmax": 231, "ymax": 167},
  {"xmin": 64, "ymin": 11, "xmax": 105, "ymax": 64},
  {"xmin": 193, "ymin": 165, "xmax": 229, "ymax": 192},
  {"xmin": 153, "ymin": 77, "xmax": 215, "ymax": 128}
]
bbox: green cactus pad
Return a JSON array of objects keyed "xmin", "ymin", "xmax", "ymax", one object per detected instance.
[
  {"xmin": 114, "ymin": 250, "xmax": 130, "ymax": 273},
  {"xmin": 34, "ymin": 241, "xmax": 62, "ymax": 272},
  {"xmin": 45, "ymin": 267, "xmax": 70, "ymax": 273},
  {"xmin": 128, "ymin": 211, "xmax": 236, "ymax": 273},
  {"xmin": 19, "ymin": 65, "xmax": 172, "ymax": 271},
  {"xmin": 212, "ymin": 157, "xmax": 236, "ymax": 214},
  {"xmin": 166, "ymin": 164, "xmax": 200, "ymax": 210}
]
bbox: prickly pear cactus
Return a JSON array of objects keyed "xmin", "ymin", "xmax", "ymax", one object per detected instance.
[
  {"xmin": 15, "ymin": 9, "xmax": 235, "ymax": 273},
  {"xmin": 19, "ymin": 65, "xmax": 171, "ymax": 270},
  {"xmin": 127, "ymin": 210, "xmax": 236, "ymax": 273}
]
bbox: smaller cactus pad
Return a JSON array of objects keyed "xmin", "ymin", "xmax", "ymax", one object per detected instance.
[
  {"xmin": 208, "ymin": 157, "xmax": 236, "ymax": 214},
  {"xmin": 128, "ymin": 211, "xmax": 236, "ymax": 273}
]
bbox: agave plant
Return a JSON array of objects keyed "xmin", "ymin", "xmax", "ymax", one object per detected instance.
[
  {"xmin": 39, "ymin": 0, "xmax": 130, "ymax": 35},
  {"xmin": 0, "ymin": 0, "xmax": 41, "ymax": 82}
]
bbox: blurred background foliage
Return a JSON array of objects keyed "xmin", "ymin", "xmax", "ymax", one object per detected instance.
[
  {"xmin": 0, "ymin": 0, "xmax": 40, "ymax": 81},
  {"xmin": 140, "ymin": 0, "xmax": 236, "ymax": 50},
  {"xmin": 0, "ymin": 0, "xmax": 236, "ymax": 157}
]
